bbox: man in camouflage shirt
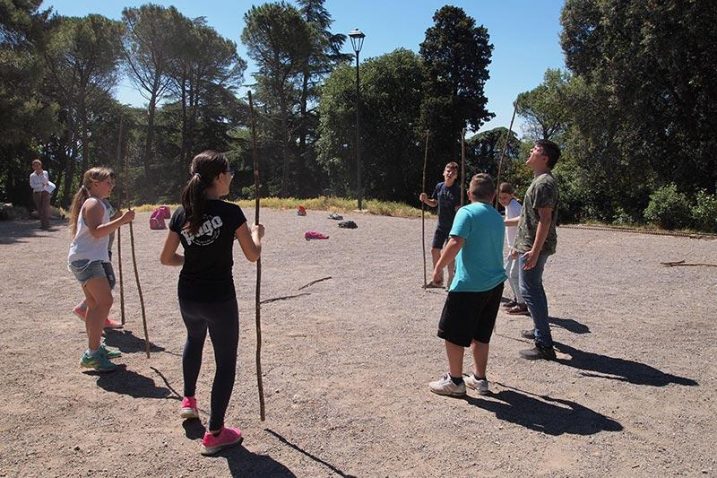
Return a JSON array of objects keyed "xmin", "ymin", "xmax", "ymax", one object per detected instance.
[{"xmin": 506, "ymin": 140, "xmax": 561, "ymax": 360}]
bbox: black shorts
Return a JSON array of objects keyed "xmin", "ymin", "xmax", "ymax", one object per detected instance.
[
  {"xmin": 432, "ymin": 227, "xmax": 451, "ymax": 249},
  {"xmin": 437, "ymin": 283, "xmax": 504, "ymax": 347}
]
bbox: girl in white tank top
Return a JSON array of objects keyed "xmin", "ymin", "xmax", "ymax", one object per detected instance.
[{"xmin": 67, "ymin": 167, "xmax": 135, "ymax": 372}]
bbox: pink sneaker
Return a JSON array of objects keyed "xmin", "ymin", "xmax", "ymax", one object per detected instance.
[
  {"xmin": 180, "ymin": 396, "xmax": 199, "ymax": 419},
  {"xmin": 104, "ymin": 318, "xmax": 123, "ymax": 329},
  {"xmin": 72, "ymin": 305, "xmax": 87, "ymax": 321},
  {"xmin": 201, "ymin": 427, "xmax": 243, "ymax": 456}
]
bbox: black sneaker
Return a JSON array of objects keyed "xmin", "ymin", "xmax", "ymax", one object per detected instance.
[
  {"xmin": 519, "ymin": 343, "xmax": 556, "ymax": 361},
  {"xmin": 520, "ymin": 329, "xmax": 535, "ymax": 340}
]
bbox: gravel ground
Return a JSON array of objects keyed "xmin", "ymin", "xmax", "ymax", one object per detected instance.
[{"xmin": 0, "ymin": 208, "xmax": 715, "ymax": 477}]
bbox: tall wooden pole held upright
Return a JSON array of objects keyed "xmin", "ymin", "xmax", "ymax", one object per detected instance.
[
  {"xmin": 460, "ymin": 128, "xmax": 466, "ymax": 206},
  {"xmin": 248, "ymin": 91, "xmax": 266, "ymax": 421},
  {"xmin": 116, "ymin": 116, "xmax": 126, "ymax": 326},
  {"xmin": 421, "ymin": 131, "xmax": 429, "ymax": 287}
]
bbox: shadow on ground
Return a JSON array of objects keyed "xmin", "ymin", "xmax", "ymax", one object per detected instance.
[
  {"xmin": 468, "ymin": 385, "xmax": 623, "ymax": 436},
  {"xmin": 182, "ymin": 418, "xmax": 206, "ymax": 440},
  {"xmin": 265, "ymin": 429, "xmax": 357, "ymax": 477},
  {"xmin": 0, "ymin": 219, "xmax": 62, "ymax": 244},
  {"xmin": 555, "ymin": 343, "xmax": 698, "ymax": 386},
  {"xmin": 204, "ymin": 443, "xmax": 297, "ymax": 478},
  {"xmin": 549, "ymin": 316, "xmax": 590, "ymax": 334},
  {"xmin": 95, "ymin": 366, "xmax": 171, "ymax": 399},
  {"xmin": 104, "ymin": 329, "xmax": 166, "ymax": 354}
]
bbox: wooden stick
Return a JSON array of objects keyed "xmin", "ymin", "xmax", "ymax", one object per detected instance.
[
  {"xmin": 248, "ymin": 91, "xmax": 266, "ymax": 421},
  {"xmin": 460, "ymin": 128, "xmax": 466, "ymax": 207},
  {"xmin": 129, "ymin": 219, "xmax": 150, "ymax": 358},
  {"xmin": 116, "ymin": 116, "xmax": 126, "ymax": 326},
  {"xmin": 494, "ymin": 103, "xmax": 517, "ymax": 207},
  {"xmin": 421, "ymin": 131, "xmax": 429, "ymax": 287},
  {"xmin": 117, "ymin": 115, "xmax": 127, "ymax": 325},
  {"xmin": 121, "ymin": 120, "xmax": 151, "ymax": 358}
]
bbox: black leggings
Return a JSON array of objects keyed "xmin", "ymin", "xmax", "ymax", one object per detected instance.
[{"xmin": 179, "ymin": 297, "xmax": 239, "ymax": 431}]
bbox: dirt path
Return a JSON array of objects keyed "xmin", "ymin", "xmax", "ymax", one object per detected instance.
[{"xmin": 0, "ymin": 209, "xmax": 715, "ymax": 477}]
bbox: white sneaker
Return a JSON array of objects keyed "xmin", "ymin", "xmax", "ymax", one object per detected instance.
[
  {"xmin": 428, "ymin": 373, "xmax": 466, "ymax": 397},
  {"xmin": 464, "ymin": 374, "xmax": 489, "ymax": 395}
]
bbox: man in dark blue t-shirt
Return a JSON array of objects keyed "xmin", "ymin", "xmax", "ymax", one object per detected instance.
[{"xmin": 419, "ymin": 161, "xmax": 461, "ymax": 288}]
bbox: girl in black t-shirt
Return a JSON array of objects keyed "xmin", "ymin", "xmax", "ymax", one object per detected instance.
[{"xmin": 160, "ymin": 150, "xmax": 264, "ymax": 456}]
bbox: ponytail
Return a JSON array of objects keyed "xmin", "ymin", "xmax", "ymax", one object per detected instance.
[
  {"xmin": 181, "ymin": 174, "xmax": 208, "ymax": 235},
  {"xmin": 68, "ymin": 185, "xmax": 90, "ymax": 237},
  {"xmin": 181, "ymin": 150, "xmax": 230, "ymax": 234}
]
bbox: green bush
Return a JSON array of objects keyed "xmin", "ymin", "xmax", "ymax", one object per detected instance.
[
  {"xmin": 643, "ymin": 184, "xmax": 691, "ymax": 230},
  {"xmin": 691, "ymin": 190, "xmax": 717, "ymax": 233}
]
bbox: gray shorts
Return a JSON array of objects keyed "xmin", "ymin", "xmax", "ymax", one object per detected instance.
[{"xmin": 68, "ymin": 260, "xmax": 116, "ymax": 289}]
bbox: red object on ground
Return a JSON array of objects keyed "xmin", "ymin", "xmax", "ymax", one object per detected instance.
[
  {"xmin": 150, "ymin": 207, "xmax": 167, "ymax": 230},
  {"xmin": 304, "ymin": 230, "xmax": 329, "ymax": 240},
  {"xmin": 297, "ymin": 205, "xmax": 307, "ymax": 216}
]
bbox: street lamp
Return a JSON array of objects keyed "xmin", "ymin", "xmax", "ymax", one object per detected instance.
[{"xmin": 349, "ymin": 28, "xmax": 365, "ymax": 210}]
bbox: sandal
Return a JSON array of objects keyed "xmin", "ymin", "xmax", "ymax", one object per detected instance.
[{"xmin": 424, "ymin": 281, "xmax": 444, "ymax": 289}]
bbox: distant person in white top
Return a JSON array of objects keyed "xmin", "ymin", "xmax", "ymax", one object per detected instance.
[
  {"xmin": 67, "ymin": 167, "xmax": 134, "ymax": 372},
  {"xmin": 497, "ymin": 182, "xmax": 527, "ymax": 315},
  {"xmin": 29, "ymin": 159, "xmax": 52, "ymax": 229}
]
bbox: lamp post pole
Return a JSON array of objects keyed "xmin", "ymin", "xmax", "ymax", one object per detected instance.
[{"xmin": 349, "ymin": 29, "xmax": 365, "ymax": 210}]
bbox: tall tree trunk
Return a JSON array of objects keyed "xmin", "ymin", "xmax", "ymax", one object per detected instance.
[
  {"xmin": 279, "ymin": 92, "xmax": 290, "ymax": 197},
  {"xmin": 79, "ymin": 95, "xmax": 90, "ymax": 174},
  {"xmin": 143, "ymin": 75, "xmax": 160, "ymax": 178},
  {"xmin": 298, "ymin": 68, "xmax": 309, "ymax": 195}
]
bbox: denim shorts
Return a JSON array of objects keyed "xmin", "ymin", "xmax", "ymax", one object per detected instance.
[{"xmin": 68, "ymin": 259, "xmax": 116, "ymax": 289}]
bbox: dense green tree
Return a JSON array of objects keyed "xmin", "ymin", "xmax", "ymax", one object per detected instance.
[
  {"xmin": 318, "ymin": 49, "xmax": 425, "ymax": 203},
  {"xmin": 561, "ymin": 0, "xmax": 717, "ymax": 197},
  {"xmin": 419, "ymin": 5, "xmax": 493, "ymax": 165},
  {"xmin": 0, "ymin": 0, "xmax": 57, "ymax": 206},
  {"xmin": 295, "ymin": 0, "xmax": 351, "ymax": 195},
  {"xmin": 242, "ymin": 2, "xmax": 312, "ymax": 197},
  {"xmin": 163, "ymin": 17, "xmax": 244, "ymax": 196},
  {"xmin": 43, "ymin": 14, "xmax": 124, "ymax": 203},
  {"xmin": 466, "ymin": 127, "xmax": 523, "ymax": 186},
  {"xmin": 122, "ymin": 4, "xmax": 184, "ymax": 178},
  {"xmin": 515, "ymin": 69, "xmax": 571, "ymax": 142}
]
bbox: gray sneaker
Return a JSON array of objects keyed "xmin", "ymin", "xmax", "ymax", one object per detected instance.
[
  {"xmin": 429, "ymin": 373, "xmax": 466, "ymax": 397},
  {"xmin": 464, "ymin": 375, "xmax": 489, "ymax": 395}
]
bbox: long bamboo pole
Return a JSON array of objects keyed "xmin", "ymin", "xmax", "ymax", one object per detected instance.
[
  {"xmin": 248, "ymin": 91, "xmax": 265, "ymax": 421},
  {"xmin": 421, "ymin": 131, "xmax": 429, "ymax": 288}
]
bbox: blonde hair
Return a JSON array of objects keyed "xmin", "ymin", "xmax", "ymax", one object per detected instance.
[{"xmin": 68, "ymin": 167, "xmax": 114, "ymax": 236}]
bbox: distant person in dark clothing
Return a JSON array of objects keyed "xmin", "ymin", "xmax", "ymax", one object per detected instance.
[{"xmin": 419, "ymin": 161, "xmax": 461, "ymax": 288}]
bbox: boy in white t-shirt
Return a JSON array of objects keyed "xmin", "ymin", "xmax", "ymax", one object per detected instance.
[{"xmin": 498, "ymin": 182, "xmax": 527, "ymax": 315}]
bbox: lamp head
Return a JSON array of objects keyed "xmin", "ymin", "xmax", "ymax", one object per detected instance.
[{"xmin": 348, "ymin": 28, "xmax": 365, "ymax": 53}]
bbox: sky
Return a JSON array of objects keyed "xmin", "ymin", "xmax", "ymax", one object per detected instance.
[{"xmin": 40, "ymin": 0, "xmax": 567, "ymax": 134}]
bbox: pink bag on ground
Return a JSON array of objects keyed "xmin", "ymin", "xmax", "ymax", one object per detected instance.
[
  {"xmin": 149, "ymin": 208, "xmax": 167, "ymax": 230},
  {"xmin": 158, "ymin": 205, "xmax": 171, "ymax": 219}
]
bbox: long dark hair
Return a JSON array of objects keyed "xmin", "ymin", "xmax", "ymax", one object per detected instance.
[{"xmin": 181, "ymin": 150, "xmax": 229, "ymax": 234}]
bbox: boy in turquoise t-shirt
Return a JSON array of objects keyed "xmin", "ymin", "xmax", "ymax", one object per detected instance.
[{"xmin": 428, "ymin": 173, "xmax": 507, "ymax": 397}]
